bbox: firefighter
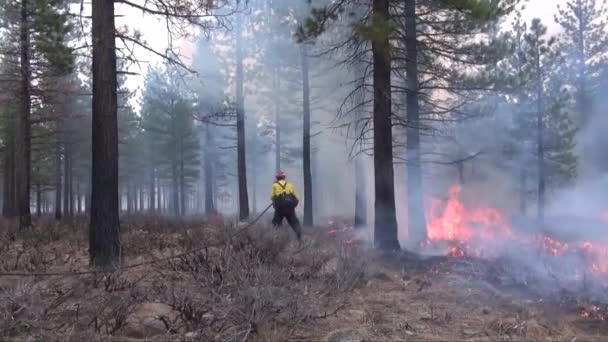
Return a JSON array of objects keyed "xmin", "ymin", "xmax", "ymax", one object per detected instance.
[{"xmin": 271, "ymin": 170, "xmax": 302, "ymax": 240}]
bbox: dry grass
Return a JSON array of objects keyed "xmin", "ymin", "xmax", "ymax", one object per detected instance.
[
  {"xmin": 0, "ymin": 217, "xmax": 365, "ymax": 341},
  {"xmin": 1, "ymin": 217, "xmax": 608, "ymax": 341}
]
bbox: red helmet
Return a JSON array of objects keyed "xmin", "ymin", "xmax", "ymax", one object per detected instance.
[{"xmin": 275, "ymin": 170, "xmax": 286, "ymax": 179}]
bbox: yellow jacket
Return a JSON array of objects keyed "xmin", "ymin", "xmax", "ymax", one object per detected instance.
[{"xmin": 271, "ymin": 180, "xmax": 298, "ymax": 201}]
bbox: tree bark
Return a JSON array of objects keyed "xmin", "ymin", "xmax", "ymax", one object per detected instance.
[
  {"xmin": 16, "ymin": 0, "xmax": 32, "ymax": 229},
  {"xmin": 405, "ymin": 0, "xmax": 427, "ymax": 247},
  {"xmin": 90, "ymin": 0, "xmax": 121, "ymax": 267},
  {"xmin": 372, "ymin": 0, "xmax": 400, "ymax": 251},
  {"xmin": 236, "ymin": 12, "xmax": 250, "ymax": 220},
  {"xmin": 301, "ymin": 46, "xmax": 313, "ymax": 226}
]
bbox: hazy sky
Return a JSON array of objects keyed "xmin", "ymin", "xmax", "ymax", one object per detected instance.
[{"xmin": 110, "ymin": 0, "xmax": 569, "ymax": 110}]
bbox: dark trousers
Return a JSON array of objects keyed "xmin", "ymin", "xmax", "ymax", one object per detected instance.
[{"xmin": 272, "ymin": 207, "xmax": 302, "ymax": 240}]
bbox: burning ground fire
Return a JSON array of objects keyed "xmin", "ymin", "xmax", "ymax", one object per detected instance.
[
  {"xmin": 325, "ymin": 185, "xmax": 608, "ymax": 284},
  {"xmin": 324, "ymin": 184, "xmax": 608, "ymax": 322},
  {"xmin": 423, "ymin": 185, "xmax": 608, "ymax": 281}
]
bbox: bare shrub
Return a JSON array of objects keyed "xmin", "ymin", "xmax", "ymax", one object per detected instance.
[
  {"xmin": 324, "ymin": 246, "xmax": 367, "ymax": 293},
  {"xmin": 0, "ymin": 281, "xmax": 43, "ymax": 338}
]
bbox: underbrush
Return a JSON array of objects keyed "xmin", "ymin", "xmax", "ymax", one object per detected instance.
[{"xmin": 0, "ymin": 218, "xmax": 368, "ymax": 341}]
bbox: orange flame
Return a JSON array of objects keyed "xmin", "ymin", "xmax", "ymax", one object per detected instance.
[{"xmin": 426, "ymin": 185, "xmax": 512, "ymax": 243}]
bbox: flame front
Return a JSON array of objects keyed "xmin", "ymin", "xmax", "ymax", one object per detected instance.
[
  {"xmin": 426, "ymin": 185, "xmax": 512, "ymax": 244},
  {"xmin": 423, "ymin": 184, "xmax": 608, "ymax": 282}
]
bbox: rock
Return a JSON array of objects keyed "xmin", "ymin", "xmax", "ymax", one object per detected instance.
[{"xmin": 123, "ymin": 302, "xmax": 180, "ymax": 338}]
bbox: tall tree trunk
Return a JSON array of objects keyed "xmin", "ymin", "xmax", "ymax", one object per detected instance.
[
  {"xmin": 301, "ymin": 46, "xmax": 313, "ymax": 226},
  {"xmin": 535, "ymin": 50, "xmax": 545, "ymax": 223},
  {"xmin": 77, "ymin": 180, "xmax": 82, "ymax": 214},
  {"xmin": 172, "ymin": 163, "xmax": 179, "ymax": 216},
  {"xmin": 63, "ymin": 141, "xmax": 71, "ymax": 220},
  {"xmin": 149, "ymin": 168, "xmax": 155, "ymax": 212},
  {"xmin": 68, "ymin": 158, "xmax": 73, "ymax": 218},
  {"xmin": 354, "ymin": 156, "xmax": 367, "ymax": 228},
  {"xmin": 126, "ymin": 181, "xmax": 132, "ymax": 214},
  {"xmin": 90, "ymin": 0, "xmax": 121, "ymax": 267},
  {"xmin": 273, "ymin": 67, "xmax": 281, "ymax": 172},
  {"xmin": 405, "ymin": 0, "xmax": 427, "ymax": 247},
  {"xmin": 236, "ymin": 13, "xmax": 249, "ymax": 220},
  {"xmin": 372, "ymin": 0, "xmax": 400, "ymax": 251},
  {"xmin": 54, "ymin": 142, "xmax": 62, "ymax": 220},
  {"xmin": 180, "ymin": 156, "xmax": 186, "ymax": 216},
  {"xmin": 3, "ymin": 124, "xmax": 16, "ymax": 218},
  {"xmin": 36, "ymin": 183, "xmax": 41, "ymax": 217},
  {"xmin": 157, "ymin": 180, "xmax": 162, "ymax": 214},
  {"xmin": 353, "ymin": 61, "xmax": 367, "ymax": 229},
  {"xmin": 204, "ymin": 124, "xmax": 215, "ymax": 215},
  {"xmin": 16, "ymin": 0, "xmax": 32, "ymax": 229}
]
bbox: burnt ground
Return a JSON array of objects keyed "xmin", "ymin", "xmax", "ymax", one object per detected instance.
[{"xmin": 0, "ymin": 217, "xmax": 607, "ymax": 341}]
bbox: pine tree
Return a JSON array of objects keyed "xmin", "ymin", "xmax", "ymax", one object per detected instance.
[
  {"xmin": 140, "ymin": 64, "xmax": 200, "ymax": 217},
  {"xmin": 554, "ymin": 0, "xmax": 608, "ymax": 128}
]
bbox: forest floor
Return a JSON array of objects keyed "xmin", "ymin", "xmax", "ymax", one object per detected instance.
[{"xmin": 0, "ymin": 216, "xmax": 607, "ymax": 341}]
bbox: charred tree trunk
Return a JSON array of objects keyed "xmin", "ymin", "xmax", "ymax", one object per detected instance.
[
  {"xmin": 301, "ymin": 46, "xmax": 313, "ymax": 226},
  {"xmin": 372, "ymin": 0, "xmax": 400, "ymax": 251},
  {"xmin": 236, "ymin": 13, "xmax": 249, "ymax": 220},
  {"xmin": 405, "ymin": 0, "xmax": 427, "ymax": 246},
  {"xmin": 16, "ymin": 0, "xmax": 32, "ymax": 229},
  {"xmin": 90, "ymin": 0, "xmax": 121, "ymax": 267},
  {"xmin": 204, "ymin": 124, "xmax": 215, "ymax": 215}
]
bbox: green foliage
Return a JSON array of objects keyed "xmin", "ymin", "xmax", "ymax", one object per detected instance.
[
  {"xmin": 438, "ymin": 0, "xmax": 501, "ymax": 20},
  {"xmin": 140, "ymin": 64, "xmax": 201, "ymax": 192},
  {"xmin": 352, "ymin": 13, "xmax": 395, "ymax": 46}
]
